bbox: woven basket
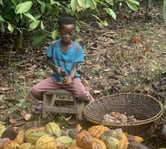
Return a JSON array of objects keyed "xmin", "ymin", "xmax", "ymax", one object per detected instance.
[{"xmin": 83, "ymin": 93, "xmax": 163, "ymax": 136}]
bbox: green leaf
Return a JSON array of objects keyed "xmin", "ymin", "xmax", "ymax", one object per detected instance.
[
  {"xmin": 76, "ymin": 25, "xmax": 80, "ymax": 33},
  {"xmin": 0, "ymin": 22, "xmax": 5, "ymax": 32},
  {"xmin": 85, "ymin": 0, "xmax": 91, "ymax": 8},
  {"xmin": 52, "ymin": 30, "xmax": 58, "ymax": 40},
  {"xmin": 91, "ymin": 0, "xmax": 97, "ymax": 8},
  {"xmin": 125, "ymin": 0, "xmax": 139, "ymax": 11},
  {"xmin": 40, "ymin": 21, "xmax": 45, "ymax": 30},
  {"xmin": 50, "ymin": 0, "xmax": 58, "ymax": 5},
  {"xmin": 51, "ymin": 1, "xmax": 61, "ymax": 6},
  {"xmin": 17, "ymin": 28, "xmax": 22, "ymax": 34},
  {"xmin": 85, "ymin": 0, "xmax": 97, "ymax": 9},
  {"xmin": 78, "ymin": 0, "xmax": 86, "ymax": 8},
  {"xmin": 104, "ymin": 8, "xmax": 116, "ymax": 20},
  {"xmin": 0, "ymin": 15, "xmax": 5, "ymax": 22},
  {"xmin": 0, "ymin": 0, "xmax": 3, "ymax": 5},
  {"xmin": 7, "ymin": 23, "xmax": 14, "ymax": 33},
  {"xmin": 24, "ymin": 13, "xmax": 37, "ymax": 21},
  {"xmin": 126, "ymin": 2, "xmax": 137, "ymax": 11},
  {"xmin": 101, "ymin": 20, "xmax": 108, "ymax": 26},
  {"xmin": 11, "ymin": 0, "xmax": 16, "ymax": 6},
  {"xmin": 70, "ymin": 0, "xmax": 77, "ymax": 11},
  {"xmin": 90, "ymin": 14, "xmax": 101, "ymax": 21},
  {"xmin": 126, "ymin": 0, "xmax": 139, "ymax": 6},
  {"xmin": 15, "ymin": 1, "xmax": 32, "ymax": 14},
  {"xmin": 34, "ymin": 15, "xmax": 41, "ymax": 20},
  {"xmin": 164, "ymin": 0, "xmax": 166, "ymax": 23},
  {"xmin": 32, "ymin": 33, "xmax": 48, "ymax": 47},
  {"xmin": 105, "ymin": 0, "xmax": 114, "ymax": 5},
  {"xmin": 37, "ymin": 0, "xmax": 42, "ymax": 5},
  {"xmin": 29, "ymin": 20, "xmax": 40, "ymax": 30},
  {"xmin": 41, "ymin": 2, "xmax": 46, "ymax": 13}
]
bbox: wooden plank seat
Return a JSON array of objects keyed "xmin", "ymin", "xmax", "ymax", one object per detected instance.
[{"xmin": 42, "ymin": 89, "xmax": 85, "ymax": 120}]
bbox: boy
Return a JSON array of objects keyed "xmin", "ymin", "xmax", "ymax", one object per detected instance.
[{"xmin": 31, "ymin": 16, "xmax": 94, "ymax": 113}]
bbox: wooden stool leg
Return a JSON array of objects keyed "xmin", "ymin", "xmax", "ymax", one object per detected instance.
[
  {"xmin": 75, "ymin": 101, "xmax": 85, "ymax": 121},
  {"xmin": 42, "ymin": 93, "xmax": 47, "ymax": 118}
]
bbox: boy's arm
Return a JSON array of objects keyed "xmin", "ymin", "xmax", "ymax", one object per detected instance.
[
  {"xmin": 46, "ymin": 56, "xmax": 64, "ymax": 76},
  {"xmin": 46, "ymin": 56, "xmax": 58, "ymax": 72},
  {"xmin": 70, "ymin": 63, "xmax": 78, "ymax": 78}
]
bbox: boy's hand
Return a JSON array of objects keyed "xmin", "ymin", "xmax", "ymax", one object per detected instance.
[
  {"xmin": 56, "ymin": 67, "xmax": 65, "ymax": 76},
  {"xmin": 63, "ymin": 76, "xmax": 72, "ymax": 85}
]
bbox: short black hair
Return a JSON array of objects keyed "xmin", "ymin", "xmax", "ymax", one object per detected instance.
[{"xmin": 59, "ymin": 16, "xmax": 76, "ymax": 28}]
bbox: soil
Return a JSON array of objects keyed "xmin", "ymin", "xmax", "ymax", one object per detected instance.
[{"xmin": 0, "ymin": 4, "xmax": 166, "ymax": 149}]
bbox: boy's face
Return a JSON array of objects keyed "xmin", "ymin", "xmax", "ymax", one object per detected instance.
[{"xmin": 59, "ymin": 24, "xmax": 75, "ymax": 44}]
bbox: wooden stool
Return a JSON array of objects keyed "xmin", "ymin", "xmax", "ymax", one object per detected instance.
[{"xmin": 42, "ymin": 89, "xmax": 85, "ymax": 121}]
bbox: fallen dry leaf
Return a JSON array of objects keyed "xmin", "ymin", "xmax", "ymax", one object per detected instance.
[
  {"xmin": 9, "ymin": 118, "xmax": 17, "ymax": 124},
  {"xmin": 0, "ymin": 95, "xmax": 5, "ymax": 101},
  {"xmin": 93, "ymin": 90, "xmax": 102, "ymax": 94},
  {"xmin": 20, "ymin": 110, "xmax": 27, "ymax": 117},
  {"xmin": 0, "ymin": 87, "xmax": 10, "ymax": 93}
]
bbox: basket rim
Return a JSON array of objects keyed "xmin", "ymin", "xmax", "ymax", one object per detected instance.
[{"xmin": 83, "ymin": 93, "xmax": 164, "ymax": 127}]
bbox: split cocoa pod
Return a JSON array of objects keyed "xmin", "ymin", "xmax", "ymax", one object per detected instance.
[
  {"xmin": 76, "ymin": 130, "xmax": 106, "ymax": 149},
  {"xmin": 88, "ymin": 125, "xmax": 110, "ymax": 138},
  {"xmin": 63, "ymin": 76, "xmax": 72, "ymax": 85}
]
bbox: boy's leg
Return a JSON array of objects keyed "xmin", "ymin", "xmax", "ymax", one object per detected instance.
[
  {"xmin": 63, "ymin": 78, "xmax": 95, "ymax": 103},
  {"xmin": 31, "ymin": 77, "xmax": 60, "ymax": 100}
]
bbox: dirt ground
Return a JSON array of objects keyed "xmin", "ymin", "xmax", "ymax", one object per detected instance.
[{"xmin": 0, "ymin": 4, "xmax": 166, "ymax": 149}]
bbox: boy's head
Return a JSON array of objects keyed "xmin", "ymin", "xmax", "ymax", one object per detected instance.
[
  {"xmin": 59, "ymin": 16, "xmax": 76, "ymax": 29},
  {"xmin": 58, "ymin": 16, "xmax": 76, "ymax": 44}
]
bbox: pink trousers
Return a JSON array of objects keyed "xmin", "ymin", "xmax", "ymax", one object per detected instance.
[{"xmin": 31, "ymin": 77, "xmax": 94, "ymax": 103}]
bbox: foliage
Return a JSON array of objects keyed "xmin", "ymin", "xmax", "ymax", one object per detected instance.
[
  {"xmin": 1, "ymin": 0, "xmax": 166, "ymax": 47},
  {"xmin": 4, "ymin": 0, "xmax": 166, "ymax": 49},
  {"xmin": 0, "ymin": 1, "xmax": 34, "ymax": 33},
  {"xmin": 70, "ymin": 0, "xmax": 140, "ymax": 17},
  {"xmin": 70, "ymin": 0, "xmax": 140, "ymax": 27},
  {"xmin": 0, "ymin": 0, "xmax": 71, "ymax": 47}
]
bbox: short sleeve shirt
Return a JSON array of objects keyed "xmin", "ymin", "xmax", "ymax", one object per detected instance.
[{"xmin": 46, "ymin": 39, "xmax": 84, "ymax": 82}]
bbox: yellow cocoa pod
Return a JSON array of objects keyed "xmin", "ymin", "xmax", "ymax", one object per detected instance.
[
  {"xmin": 119, "ymin": 133, "xmax": 128, "ymax": 149},
  {"xmin": 0, "ymin": 124, "xmax": 6, "ymax": 137},
  {"xmin": 20, "ymin": 143, "xmax": 35, "ymax": 149},
  {"xmin": 35, "ymin": 135, "xmax": 57, "ymax": 149},
  {"xmin": 127, "ymin": 134, "xmax": 144, "ymax": 143},
  {"xmin": 68, "ymin": 147, "xmax": 83, "ymax": 149},
  {"xmin": 45, "ymin": 122, "xmax": 62, "ymax": 137},
  {"xmin": 14, "ymin": 130, "xmax": 24, "ymax": 144},
  {"xmin": 24, "ymin": 128, "xmax": 46, "ymax": 144},
  {"xmin": 56, "ymin": 140, "xmax": 65, "ymax": 149},
  {"xmin": 132, "ymin": 136, "xmax": 143, "ymax": 143},
  {"xmin": 91, "ymin": 138, "xmax": 107, "ymax": 149},
  {"xmin": 56, "ymin": 136, "xmax": 73, "ymax": 148},
  {"xmin": 3, "ymin": 141, "xmax": 20, "ymax": 149},
  {"xmin": 105, "ymin": 137, "xmax": 120, "ymax": 149}
]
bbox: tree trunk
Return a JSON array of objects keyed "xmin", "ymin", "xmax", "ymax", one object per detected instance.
[
  {"xmin": 14, "ymin": 31, "xmax": 23, "ymax": 52},
  {"xmin": 145, "ymin": 0, "xmax": 153, "ymax": 20}
]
